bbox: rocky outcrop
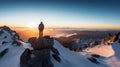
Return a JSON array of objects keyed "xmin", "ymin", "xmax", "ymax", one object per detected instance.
[
  {"xmin": 114, "ymin": 32, "xmax": 120, "ymax": 43},
  {"xmin": 28, "ymin": 37, "xmax": 37, "ymax": 47},
  {"xmin": 12, "ymin": 40, "xmax": 22, "ymax": 46},
  {"xmin": 104, "ymin": 33, "xmax": 111, "ymax": 41},
  {"xmin": 91, "ymin": 54, "xmax": 101, "ymax": 58},
  {"xmin": 51, "ymin": 47, "xmax": 61, "ymax": 62},
  {"xmin": 20, "ymin": 48, "xmax": 53, "ymax": 67},
  {"xmin": 88, "ymin": 57, "xmax": 100, "ymax": 64},
  {"xmin": 0, "ymin": 30, "xmax": 4, "ymax": 36},
  {"xmin": 0, "ymin": 48, "xmax": 9, "ymax": 58},
  {"xmin": 28, "ymin": 36, "xmax": 53, "ymax": 50},
  {"xmin": 29, "ymin": 49, "xmax": 53, "ymax": 67},
  {"xmin": 51, "ymin": 47, "xmax": 60, "ymax": 55},
  {"xmin": 21, "ymin": 36, "xmax": 61, "ymax": 67},
  {"xmin": 117, "ymin": 32, "xmax": 120, "ymax": 43},
  {"xmin": 20, "ymin": 49, "xmax": 31, "ymax": 67},
  {"xmin": 110, "ymin": 34, "xmax": 117, "ymax": 42},
  {"xmin": 52, "ymin": 54, "xmax": 61, "ymax": 62}
]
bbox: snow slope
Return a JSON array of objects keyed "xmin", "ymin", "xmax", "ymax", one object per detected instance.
[
  {"xmin": 83, "ymin": 44, "xmax": 114, "ymax": 57},
  {"xmin": 106, "ymin": 41, "xmax": 120, "ymax": 67},
  {"xmin": 52, "ymin": 40, "xmax": 107, "ymax": 67},
  {"xmin": 80, "ymin": 40, "xmax": 120, "ymax": 67},
  {"xmin": 0, "ymin": 43, "xmax": 25, "ymax": 67}
]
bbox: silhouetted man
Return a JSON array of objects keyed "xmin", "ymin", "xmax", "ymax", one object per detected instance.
[{"xmin": 38, "ymin": 21, "xmax": 44, "ymax": 38}]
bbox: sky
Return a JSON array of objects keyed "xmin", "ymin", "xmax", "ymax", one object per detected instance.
[{"xmin": 0, "ymin": 0, "xmax": 120, "ymax": 29}]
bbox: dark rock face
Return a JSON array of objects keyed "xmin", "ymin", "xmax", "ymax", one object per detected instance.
[
  {"xmin": 28, "ymin": 49, "xmax": 53, "ymax": 67},
  {"xmin": 104, "ymin": 34, "xmax": 111, "ymax": 41},
  {"xmin": 119, "ymin": 39, "xmax": 120, "ymax": 43},
  {"xmin": 30, "ymin": 37, "xmax": 53, "ymax": 50},
  {"xmin": 113, "ymin": 32, "xmax": 120, "ymax": 42},
  {"xmin": 20, "ymin": 49, "xmax": 31, "ymax": 67},
  {"xmin": 12, "ymin": 40, "xmax": 22, "ymax": 46},
  {"xmin": 32, "ymin": 49, "xmax": 50, "ymax": 57},
  {"xmin": 28, "ymin": 37, "xmax": 37, "ymax": 47},
  {"xmin": 1, "ymin": 26, "xmax": 12, "ymax": 35},
  {"xmin": 2, "ymin": 41, "xmax": 8, "ymax": 45},
  {"xmin": 28, "ymin": 36, "xmax": 54, "ymax": 50},
  {"xmin": 51, "ymin": 47, "xmax": 60, "ymax": 55},
  {"xmin": 0, "ymin": 48, "xmax": 9, "ymax": 57},
  {"xmin": 91, "ymin": 54, "xmax": 101, "ymax": 58},
  {"xmin": 88, "ymin": 57, "xmax": 100, "ymax": 64},
  {"xmin": 52, "ymin": 54, "xmax": 61, "ymax": 62},
  {"xmin": 117, "ymin": 32, "xmax": 120, "ymax": 43},
  {"xmin": 51, "ymin": 47, "xmax": 61, "ymax": 62},
  {"xmin": 21, "ymin": 36, "xmax": 58, "ymax": 67},
  {"xmin": 0, "ymin": 30, "xmax": 4, "ymax": 36},
  {"xmin": 110, "ymin": 34, "xmax": 117, "ymax": 42}
]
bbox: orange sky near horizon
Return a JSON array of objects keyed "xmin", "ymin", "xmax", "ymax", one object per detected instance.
[{"xmin": 0, "ymin": 23, "xmax": 120, "ymax": 30}]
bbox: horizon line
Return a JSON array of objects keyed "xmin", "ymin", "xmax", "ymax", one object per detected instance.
[{"xmin": 0, "ymin": 25, "xmax": 120, "ymax": 31}]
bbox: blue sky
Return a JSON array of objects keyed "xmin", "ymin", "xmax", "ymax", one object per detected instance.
[{"xmin": 0, "ymin": 0, "xmax": 120, "ymax": 29}]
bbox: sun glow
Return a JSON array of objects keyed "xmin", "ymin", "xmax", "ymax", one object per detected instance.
[{"xmin": 26, "ymin": 23, "xmax": 38, "ymax": 28}]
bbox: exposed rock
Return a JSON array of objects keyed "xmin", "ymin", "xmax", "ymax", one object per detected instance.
[
  {"xmin": 21, "ymin": 36, "xmax": 55, "ymax": 67},
  {"xmin": 91, "ymin": 54, "xmax": 101, "ymax": 58},
  {"xmin": 21, "ymin": 49, "xmax": 54, "ymax": 67},
  {"xmin": 52, "ymin": 54, "xmax": 61, "ymax": 62},
  {"xmin": 110, "ymin": 34, "xmax": 117, "ymax": 42},
  {"xmin": 104, "ymin": 33, "xmax": 111, "ymax": 44},
  {"xmin": 28, "ymin": 37, "xmax": 37, "ymax": 47},
  {"xmin": 29, "ymin": 49, "xmax": 53, "ymax": 67},
  {"xmin": 20, "ymin": 49, "xmax": 31, "ymax": 67},
  {"xmin": 43, "ymin": 35, "xmax": 51, "ymax": 39},
  {"xmin": 82, "ymin": 44, "xmax": 88, "ymax": 50},
  {"xmin": 51, "ymin": 46, "xmax": 61, "ymax": 62},
  {"xmin": 43, "ymin": 37, "xmax": 53, "ymax": 48},
  {"xmin": 12, "ymin": 31, "xmax": 22, "ymax": 41},
  {"xmin": 114, "ymin": 32, "xmax": 120, "ymax": 42},
  {"xmin": 0, "ymin": 48, "xmax": 9, "ymax": 57},
  {"xmin": 119, "ymin": 39, "xmax": 120, "ymax": 43},
  {"xmin": 12, "ymin": 40, "xmax": 22, "ymax": 46},
  {"xmin": 2, "ymin": 41, "xmax": 8, "ymax": 45},
  {"xmin": 1, "ymin": 26, "xmax": 12, "ymax": 36},
  {"xmin": 32, "ymin": 49, "xmax": 50, "ymax": 57},
  {"xmin": 4, "ymin": 36, "xmax": 7, "ymax": 38},
  {"xmin": 32, "ymin": 37, "xmax": 53, "ymax": 50},
  {"xmin": 88, "ymin": 57, "xmax": 100, "ymax": 64},
  {"xmin": 51, "ymin": 47, "xmax": 60, "ymax": 55},
  {"xmin": 0, "ymin": 30, "xmax": 4, "ymax": 36}
]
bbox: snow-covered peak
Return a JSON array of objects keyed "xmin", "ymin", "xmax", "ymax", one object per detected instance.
[
  {"xmin": 0, "ymin": 25, "xmax": 33, "ymax": 67},
  {"xmin": 0, "ymin": 26, "xmax": 21, "ymax": 46}
]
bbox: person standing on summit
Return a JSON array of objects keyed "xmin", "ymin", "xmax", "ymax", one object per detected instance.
[{"xmin": 38, "ymin": 21, "xmax": 44, "ymax": 38}]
